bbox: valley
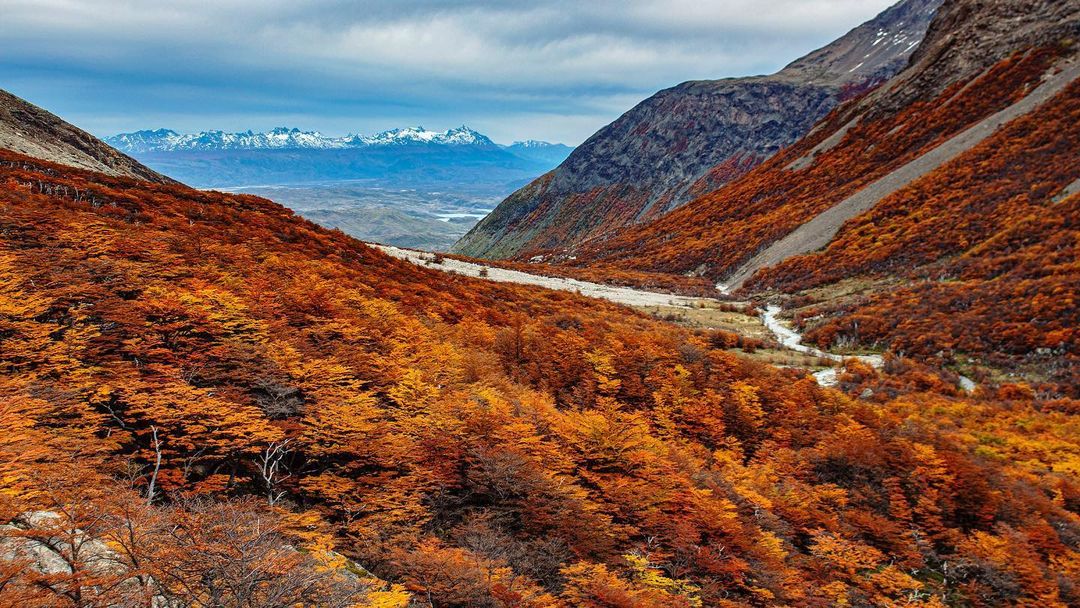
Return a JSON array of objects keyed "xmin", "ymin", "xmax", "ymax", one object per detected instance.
[
  {"xmin": 374, "ymin": 243, "xmax": 884, "ymax": 386},
  {"xmin": 223, "ymin": 182, "xmax": 499, "ymax": 251},
  {"xmin": 104, "ymin": 126, "xmax": 572, "ymax": 250},
  {"xmin": 455, "ymin": 0, "xmax": 1080, "ymax": 397},
  {"xmin": 1, "ymin": 0, "xmax": 1079, "ymax": 606},
  {"xmin": 373, "ymin": 243, "xmax": 715, "ymax": 307}
]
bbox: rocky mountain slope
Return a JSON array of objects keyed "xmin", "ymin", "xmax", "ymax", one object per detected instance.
[
  {"xmin": 719, "ymin": 58, "xmax": 1080, "ymax": 293},
  {"xmin": 454, "ymin": 0, "xmax": 943, "ymax": 259},
  {"xmin": 561, "ymin": 0, "xmax": 1080, "ymax": 390},
  {"xmin": 0, "ymin": 89, "xmax": 172, "ymax": 183}
]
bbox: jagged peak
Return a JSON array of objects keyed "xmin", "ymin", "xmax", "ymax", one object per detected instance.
[{"xmin": 105, "ymin": 124, "xmax": 501, "ymax": 152}]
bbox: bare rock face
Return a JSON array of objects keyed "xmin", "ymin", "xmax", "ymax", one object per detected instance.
[
  {"xmin": 0, "ymin": 89, "xmax": 174, "ymax": 184},
  {"xmin": 866, "ymin": 0, "xmax": 1080, "ymax": 114},
  {"xmin": 454, "ymin": 0, "xmax": 943, "ymax": 260}
]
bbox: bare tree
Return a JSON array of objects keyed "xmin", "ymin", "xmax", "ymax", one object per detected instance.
[
  {"xmin": 150, "ymin": 497, "xmax": 370, "ymax": 608},
  {"xmin": 256, "ymin": 439, "xmax": 293, "ymax": 507},
  {"xmin": 145, "ymin": 426, "xmax": 163, "ymax": 505}
]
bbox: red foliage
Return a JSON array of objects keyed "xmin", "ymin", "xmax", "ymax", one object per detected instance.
[
  {"xmin": 1, "ymin": 152, "xmax": 1078, "ymax": 606},
  {"xmin": 565, "ymin": 47, "xmax": 1063, "ymax": 281},
  {"xmin": 754, "ymin": 77, "xmax": 1080, "ymax": 393}
]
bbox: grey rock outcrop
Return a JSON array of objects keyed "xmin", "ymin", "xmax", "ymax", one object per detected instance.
[{"xmin": 0, "ymin": 89, "xmax": 174, "ymax": 183}]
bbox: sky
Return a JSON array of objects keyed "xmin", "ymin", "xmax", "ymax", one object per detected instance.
[{"xmin": 0, "ymin": 0, "xmax": 897, "ymax": 145}]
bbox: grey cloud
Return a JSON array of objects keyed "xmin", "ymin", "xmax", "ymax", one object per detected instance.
[{"xmin": 0, "ymin": 0, "xmax": 897, "ymax": 143}]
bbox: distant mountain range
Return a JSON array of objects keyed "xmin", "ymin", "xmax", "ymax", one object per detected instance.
[
  {"xmin": 103, "ymin": 126, "xmax": 573, "ymax": 189},
  {"xmin": 106, "ymin": 125, "xmax": 509, "ymax": 152}
]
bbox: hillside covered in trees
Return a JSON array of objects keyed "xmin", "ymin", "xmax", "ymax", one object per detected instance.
[
  {"xmin": 507, "ymin": 0, "xmax": 1079, "ymax": 394},
  {"xmin": 2, "ymin": 0, "xmax": 1080, "ymax": 606},
  {"xmin": 453, "ymin": 0, "xmax": 943, "ymax": 261},
  {"xmin": 1, "ymin": 148, "xmax": 1079, "ymax": 606}
]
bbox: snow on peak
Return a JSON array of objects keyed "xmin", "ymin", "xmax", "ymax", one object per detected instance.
[
  {"xmin": 511, "ymin": 140, "xmax": 559, "ymax": 148},
  {"xmin": 358, "ymin": 125, "xmax": 494, "ymax": 146},
  {"xmin": 442, "ymin": 126, "xmax": 494, "ymax": 145},
  {"xmin": 107, "ymin": 125, "xmax": 499, "ymax": 153},
  {"xmin": 104, "ymin": 127, "xmax": 343, "ymax": 153}
]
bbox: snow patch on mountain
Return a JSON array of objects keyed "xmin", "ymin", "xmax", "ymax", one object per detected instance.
[
  {"xmin": 106, "ymin": 125, "xmax": 507, "ymax": 153},
  {"xmin": 510, "ymin": 140, "xmax": 561, "ymax": 148},
  {"xmin": 357, "ymin": 126, "xmax": 496, "ymax": 147}
]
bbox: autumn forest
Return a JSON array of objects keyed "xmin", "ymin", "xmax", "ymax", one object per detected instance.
[
  {"xmin": 2, "ymin": 0, "xmax": 1080, "ymax": 606},
  {"xmin": 0, "ymin": 146, "xmax": 1076, "ymax": 606}
]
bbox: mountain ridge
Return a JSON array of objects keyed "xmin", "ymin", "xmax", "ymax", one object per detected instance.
[
  {"xmin": 544, "ymin": 0, "xmax": 1079, "ymax": 391},
  {"xmin": 105, "ymin": 126, "xmax": 567, "ymax": 154},
  {"xmin": 453, "ymin": 0, "xmax": 943, "ymax": 260},
  {"xmin": 0, "ymin": 89, "xmax": 174, "ymax": 184},
  {"xmin": 104, "ymin": 126, "xmax": 573, "ymax": 189}
]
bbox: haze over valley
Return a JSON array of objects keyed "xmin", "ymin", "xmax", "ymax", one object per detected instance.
[{"xmin": 104, "ymin": 126, "xmax": 573, "ymax": 249}]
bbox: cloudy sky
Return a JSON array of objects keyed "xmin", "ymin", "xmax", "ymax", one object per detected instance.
[{"xmin": 1, "ymin": 0, "xmax": 896, "ymax": 144}]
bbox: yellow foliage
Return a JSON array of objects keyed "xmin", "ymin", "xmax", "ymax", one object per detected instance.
[
  {"xmin": 625, "ymin": 553, "xmax": 703, "ymax": 607},
  {"xmin": 361, "ymin": 584, "xmax": 412, "ymax": 608}
]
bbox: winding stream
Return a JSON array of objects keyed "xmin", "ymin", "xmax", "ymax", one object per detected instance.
[
  {"xmin": 761, "ymin": 305, "xmax": 883, "ymax": 386},
  {"xmin": 375, "ymin": 243, "xmax": 909, "ymax": 388}
]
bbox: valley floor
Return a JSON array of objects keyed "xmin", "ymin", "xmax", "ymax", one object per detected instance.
[
  {"xmin": 373, "ymin": 244, "xmax": 710, "ymax": 308},
  {"xmin": 373, "ymin": 243, "xmax": 882, "ymax": 386}
]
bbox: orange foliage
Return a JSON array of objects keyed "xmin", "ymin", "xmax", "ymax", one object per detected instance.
[
  {"xmin": 1, "ymin": 152, "xmax": 1078, "ymax": 606},
  {"xmin": 758, "ymin": 78, "xmax": 1080, "ymax": 393},
  {"xmin": 563, "ymin": 47, "xmax": 1064, "ymax": 282}
]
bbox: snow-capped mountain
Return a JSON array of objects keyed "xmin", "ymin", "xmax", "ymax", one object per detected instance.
[
  {"xmin": 101, "ymin": 125, "xmax": 572, "ymax": 188},
  {"xmin": 510, "ymin": 139, "xmax": 561, "ymax": 149},
  {"xmin": 356, "ymin": 126, "xmax": 497, "ymax": 147},
  {"xmin": 106, "ymin": 125, "xmax": 504, "ymax": 154},
  {"xmin": 106, "ymin": 127, "xmax": 342, "ymax": 153}
]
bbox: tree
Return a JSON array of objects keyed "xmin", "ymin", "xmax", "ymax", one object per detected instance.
[{"xmin": 256, "ymin": 438, "xmax": 293, "ymax": 507}]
